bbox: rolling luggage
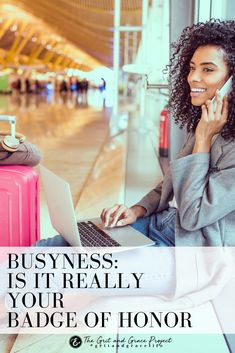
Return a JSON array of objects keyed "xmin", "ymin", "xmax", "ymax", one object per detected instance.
[{"xmin": 0, "ymin": 165, "xmax": 40, "ymax": 246}]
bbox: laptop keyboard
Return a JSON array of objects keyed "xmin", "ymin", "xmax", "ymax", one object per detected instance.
[{"xmin": 78, "ymin": 221, "xmax": 120, "ymax": 247}]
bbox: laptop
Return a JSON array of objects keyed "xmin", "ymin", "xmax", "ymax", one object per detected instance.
[{"xmin": 40, "ymin": 165, "xmax": 154, "ymax": 247}]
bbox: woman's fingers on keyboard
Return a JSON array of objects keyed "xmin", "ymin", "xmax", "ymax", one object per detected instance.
[
  {"xmin": 100, "ymin": 208, "xmax": 107, "ymax": 223},
  {"xmin": 116, "ymin": 211, "xmax": 133, "ymax": 226},
  {"xmin": 100, "ymin": 204, "xmax": 121, "ymax": 227},
  {"xmin": 110, "ymin": 205, "xmax": 128, "ymax": 227}
]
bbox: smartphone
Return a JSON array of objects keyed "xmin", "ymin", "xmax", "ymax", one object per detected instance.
[{"xmin": 212, "ymin": 76, "xmax": 233, "ymax": 111}]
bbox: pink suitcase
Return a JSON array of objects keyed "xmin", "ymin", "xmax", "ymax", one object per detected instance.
[{"xmin": 0, "ymin": 165, "xmax": 40, "ymax": 246}]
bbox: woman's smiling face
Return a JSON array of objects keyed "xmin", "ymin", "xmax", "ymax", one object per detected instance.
[{"xmin": 187, "ymin": 45, "xmax": 229, "ymax": 106}]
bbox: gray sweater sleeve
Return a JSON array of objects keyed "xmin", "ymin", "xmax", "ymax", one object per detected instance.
[
  {"xmin": 133, "ymin": 180, "xmax": 164, "ymax": 216},
  {"xmin": 170, "ymin": 152, "xmax": 235, "ymax": 231},
  {"xmin": 131, "ymin": 133, "xmax": 195, "ymax": 217},
  {"xmin": 0, "ymin": 141, "xmax": 42, "ymax": 166}
]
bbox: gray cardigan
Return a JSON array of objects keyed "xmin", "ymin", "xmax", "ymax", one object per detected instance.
[{"xmin": 136, "ymin": 133, "xmax": 235, "ymax": 246}]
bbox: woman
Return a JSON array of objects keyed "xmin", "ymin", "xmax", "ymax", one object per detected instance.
[
  {"xmin": 101, "ymin": 19, "xmax": 235, "ymax": 247},
  {"xmin": 5, "ymin": 20, "xmax": 234, "ymax": 307}
]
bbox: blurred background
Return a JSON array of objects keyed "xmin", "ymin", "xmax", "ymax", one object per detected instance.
[{"xmin": 0, "ymin": 0, "xmax": 234, "ymax": 233}]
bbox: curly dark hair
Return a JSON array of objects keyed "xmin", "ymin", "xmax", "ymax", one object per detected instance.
[{"xmin": 168, "ymin": 19, "xmax": 235, "ymax": 140}]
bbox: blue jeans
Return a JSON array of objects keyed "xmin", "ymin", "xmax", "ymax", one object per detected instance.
[
  {"xmin": 131, "ymin": 207, "xmax": 176, "ymax": 246},
  {"xmin": 35, "ymin": 208, "xmax": 176, "ymax": 247}
]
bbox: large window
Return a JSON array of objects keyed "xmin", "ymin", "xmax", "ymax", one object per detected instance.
[{"xmin": 195, "ymin": 0, "xmax": 234, "ymax": 22}]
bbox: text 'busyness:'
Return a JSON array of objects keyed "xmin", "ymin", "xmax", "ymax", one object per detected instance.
[{"xmin": 7, "ymin": 252, "xmax": 117, "ymax": 270}]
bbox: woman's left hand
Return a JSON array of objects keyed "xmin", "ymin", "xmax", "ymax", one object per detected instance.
[{"xmin": 193, "ymin": 90, "xmax": 229, "ymax": 153}]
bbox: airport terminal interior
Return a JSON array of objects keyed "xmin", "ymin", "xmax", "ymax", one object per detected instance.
[
  {"xmin": 0, "ymin": 0, "xmax": 167, "ymax": 238},
  {"xmin": 0, "ymin": 0, "xmax": 235, "ymax": 352}
]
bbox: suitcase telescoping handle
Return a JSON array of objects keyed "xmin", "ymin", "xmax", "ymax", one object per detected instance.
[{"xmin": 0, "ymin": 115, "xmax": 16, "ymax": 138}]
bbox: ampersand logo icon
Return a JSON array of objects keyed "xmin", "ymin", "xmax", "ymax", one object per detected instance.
[{"xmin": 69, "ymin": 336, "xmax": 82, "ymax": 348}]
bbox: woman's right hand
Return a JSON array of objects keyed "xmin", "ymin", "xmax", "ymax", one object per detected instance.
[
  {"xmin": 193, "ymin": 91, "xmax": 228, "ymax": 153},
  {"xmin": 100, "ymin": 204, "xmax": 146, "ymax": 228}
]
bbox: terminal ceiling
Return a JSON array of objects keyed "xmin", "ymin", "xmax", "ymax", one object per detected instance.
[{"xmin": 0, "ymin": 0, "xmax": 146, "ymax": 71}]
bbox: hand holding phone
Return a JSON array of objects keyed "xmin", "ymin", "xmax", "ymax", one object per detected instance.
[{"xmin": 212, "ymin": 76, "xmax": 232, "ymax": 111}]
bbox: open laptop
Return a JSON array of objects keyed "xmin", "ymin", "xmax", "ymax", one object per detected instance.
[{"xmin": 40, "ymin": 165, "xmax": 154, "ymax": 247}]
